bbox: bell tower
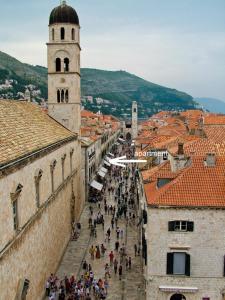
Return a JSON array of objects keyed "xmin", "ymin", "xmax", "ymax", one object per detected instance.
[
  {"xmin": 132, "ymin": 101, "xmax": 138, "ymax": 138},
  {"xmin": 47, "ymin": 0, "xmax": 81, "ymax": 134}
]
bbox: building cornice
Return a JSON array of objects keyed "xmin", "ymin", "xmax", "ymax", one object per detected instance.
[
  {"xmin": 0, "ymin": 136, "xmax": 77, "ymax": 178},
  {"xmin": 48, "ymin": 71, "xmax": 81, "ymax": 77},
  {"xmin": 46, "ymin": 42, "xmax": 81, "ymax": 51}
]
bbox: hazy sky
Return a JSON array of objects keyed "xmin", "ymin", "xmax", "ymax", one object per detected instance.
[{"xmin": 1, "ymin": 0, "xmax": 225, "ymax": 99}]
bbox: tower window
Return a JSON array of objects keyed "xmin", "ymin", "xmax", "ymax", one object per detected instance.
[
  {"xmin": 72, "ymin": 28, "xmax": 75, "ymax": 40},
  {"xmin": 61, "ymin": 27, "xmax": 65, "ymax": 40},
  {"xmin": 64, "ymin": 58, "xmax": 69, "ymax": 72},
  {"xmin": 133, "ymin": 108, "xmax": 137, "ymax": 113},
  {"xmin": 57, "ymin": 90, "xmax": 61, "ymax": 103},
  {"xmin": 65, "ymin": 90, "xmax": 69, "ymax": 103},
  {"xmin": 52, "ymin": 28, "xmax": 55, "ymax": 41},
  {"xmin": 61, "ymin": 90, "xmax": 65, "ymax": 102},
  {"xmin": 56, "ymin": 58, "xmax": 61, "ymax": 72}
]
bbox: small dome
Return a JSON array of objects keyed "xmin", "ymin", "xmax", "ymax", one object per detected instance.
[{"xmin": 49, "ymin": 1, "xmax": 79, "ymax": 26}]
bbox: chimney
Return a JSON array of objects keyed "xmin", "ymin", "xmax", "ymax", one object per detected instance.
[
  {"xmin": 178, "ymin": 143, "xmax": 184, "ymax": 155},
  {"xmin": 205, "ymin": 153, "xmax": 216, "ymax": 167}
]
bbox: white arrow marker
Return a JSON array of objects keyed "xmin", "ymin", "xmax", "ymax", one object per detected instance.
[{"xmin": 108, "ymin": 155, "xmax": 147, "ymax": 168}]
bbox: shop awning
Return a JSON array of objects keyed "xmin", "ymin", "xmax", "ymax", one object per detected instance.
[
  {"xmin": 90, "ymin": 180, "xmax": 103, "ymax": 191},
  {"xmin": 159, "ymin": 286, "xmax": 198, "ymax": 293},
  {"xmin": 118, "ymin": 138, "xmax": 125, "ymax": 142},
  {"xmin": 104, "ymin": 160, "xmax": 111, "ymax": 166},
  {"xmin": 100, "ymin": 167, "xmax": 108, "ymax": 173},
  {"xmin": 108, "ymin": 152, "xmax": 114, "ymax": 157},
  {"xmin": 98, "ymin": 171, "xmax": 106, "ymax": 178}
]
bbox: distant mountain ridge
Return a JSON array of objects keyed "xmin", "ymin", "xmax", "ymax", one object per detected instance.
[
  {"xmin": 0, "ymin": 50, "xmax": 197, "ymax": 119},
  {"xmin": 195, "ymin": 97, "xmax": 225, "ymax": 114}
]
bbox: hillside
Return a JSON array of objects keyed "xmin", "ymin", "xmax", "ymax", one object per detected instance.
[
  {"xmin": 195, "ymin": 97, "xmax": 225, "ymax": 114},
  {"xmin": 0, "ymin": 51, "xmax": 197, "ymax": 119}
]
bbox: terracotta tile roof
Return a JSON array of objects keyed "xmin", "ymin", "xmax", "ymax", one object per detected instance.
[
  {"xmin": 204, "ymin": 114, "xmax": 225, "ymax": 125},
  {"xmin": 0, "ymin": 100, "xmax": 75, "ymax": 166},
  {"xmin": 144, "ymin": 156, "xmax": 225, "ymax": 208},
  {"xmin": 81, "ymin": 110, "xmax": 97, "ymax": 118}
]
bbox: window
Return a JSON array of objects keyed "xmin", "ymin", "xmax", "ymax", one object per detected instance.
[
  {"xmin": 10, "ymin": 183, "xmax": 23, "ymax": 231},
  {"xmin": 70, "ymin": 148, "xmax": 74, "ymax": 173},
  {"xmin": 167, "ymin": 252, "xmax": 190, "ymax": 276},
  {"xmin": 61, "ymin": 90, "xmax": 65, "ymax": 102},
  {"xmin": 12, "ymin": 200, "xmax": 18, "ymax": 231},
  {"xmin": 168, "ymin": 220, "xmax": 194, "ymax": 232},
  {"xmin": 52, "ymin": 28, "xmax": 55, "ymax": 41},
  {"xmin": 50, "ymin": 160, "xmax": 57, "ymax": 193},
  {"xmin": 72, "ymin": 28, "xmax": 75, "ymax": 40},
  {"xmin": 64, "ymin": 58, "xmax": 69, "ymax": 72},
  {"xmin": 34, "ymin": 169, "xmax": 43, "ymax": 208},
  {"xmin": 57, "ymin": 90, "xmax": 61, "ymax": 103},
  {"xmin": 61, "ymin": 27, "xmax": 65, "ymax": 40},
  {"xmin": 56, "ymin": 58, "xmax": 61, "ymax": 72},
  {"xmin": 61, "ymin": 154, "xmax": 66, "ymax": 181},
  {"xmin": 65, "ymin": 90, "xmax": 69, "ymax": 103},
  {"xmin": 133, "ymin": 108, "xmax": 137, "ymax": 113}
]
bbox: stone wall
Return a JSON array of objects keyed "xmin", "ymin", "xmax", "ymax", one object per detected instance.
[
  {"xmin": 146, "ymin": 207, "xmax": 225, "ymax": 300},
  {"xmin": 0, "ymin": 139, "xmax": 84, "ymax": 299}
]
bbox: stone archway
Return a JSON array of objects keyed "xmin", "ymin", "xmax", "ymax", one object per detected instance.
[
  {"xmin": 170, "ymin": 294, "xmax": 186, "ymax": 300},
  {"xmin": 126, "ymin": 132, "xmax": 132, "ymax": 141}
]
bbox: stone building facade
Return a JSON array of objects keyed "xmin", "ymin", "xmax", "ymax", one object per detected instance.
[
  {"xmin": 139, "ymin": 152, "xmax": 225, "ymax": 300},
  {"xmin": 0, "ymin": 2, "xmax": 84, "ymax": 299}
]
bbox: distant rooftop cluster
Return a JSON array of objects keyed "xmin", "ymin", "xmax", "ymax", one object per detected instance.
[{"xmin": 80, "ymin": 109, "xmax": 121, "ymax": 146}]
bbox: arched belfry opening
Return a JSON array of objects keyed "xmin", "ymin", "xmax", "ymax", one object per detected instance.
[
  {"xmin": 56, "ymin": 58, "xmax": 61, "ymax": 72},
  {"xmin": 64, "ymin": 58, "xmax": 69, "ymax": 72}
]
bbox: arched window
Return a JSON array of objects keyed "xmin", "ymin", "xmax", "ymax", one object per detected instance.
[
  {"xmin": 64, "ymin": 58, "xmax": 69, "ymax": 72},
  {"xmin": 72, "ymin": 28, "xmax": 75, "ymax": 40},
  {"xmin": 65, "ymin": 90, "xmax": 69, "ymax": 103},
  {"xmin": 57, "ymin": 90, "xmax": 61, "ymax": 103},
  {"xmin": 61, "ymin": 27, "xmax": 65, "ymax": 40},
  {"xmin": 61, "ymin": 90, "xmax": 65, "ymax": 102},
  {"xmin": 52, "ymin": 28, "xmax": 55, "ymax": 41},
  {"xmin": 56, "ymin": 58, "xmax": 61, "ymax": 72},
  {"xmin": 34, "ymin": 169, "xmax": 43, "ymax": 208}
]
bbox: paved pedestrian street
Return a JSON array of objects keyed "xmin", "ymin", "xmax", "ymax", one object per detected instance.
[{"xmin": 50, "ymin": 145, "xmax": 145, "ymax": 300}]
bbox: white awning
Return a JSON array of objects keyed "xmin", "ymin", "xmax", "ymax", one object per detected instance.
[
  {"xmin": 100, "ymin": 167, "xmax": 108, "ymax": 173},
  {"xmin": 98, "ymin": 171, "xmax": 106, "ymax": 178},
  {"xmin": 104, "ymin": 160, "xmax": 111, "ymax": 166},
  {"xmin": 90, "ymin": 180, "xmax": 103, "ymax": 191},
  {"xmin": 159, "ymin": 286, "xmax": 198, "ymax": 293},
  {"xmin": 118, "ymin": 137, "xmax": 125, "ymax": 142},
  {"xmin": 108, "ymin": 152, "xmax": 114, "ymax": 157}
]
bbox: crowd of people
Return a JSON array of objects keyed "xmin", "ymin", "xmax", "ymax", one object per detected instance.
[{"xmin": 45, "ymin": 141, "xmax": 140, "ymax": 299}]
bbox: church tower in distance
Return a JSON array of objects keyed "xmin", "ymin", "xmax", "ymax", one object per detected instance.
[
  {"xmin": 47, "ymin": 0, "xmax": 81, "ymax": 134},
  {"xmin": 132, "ymin": 101, "xmax": 138, "ymax": 138}
]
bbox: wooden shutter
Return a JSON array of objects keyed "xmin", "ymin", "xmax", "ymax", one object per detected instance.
[
  {"xmin": 185, "ymin": 253, "xmax": 190, "ymax": 276},
  {"xmin": 168, "ymin": 221, "xmax": 175, "ymax": 231},
  {"xmin": 167, "ymin": 253, "xmax": 174, "ymax": 274},
  {"xmin": 187, "ymin": 221, "xmax": 194, "ymax": 232}
]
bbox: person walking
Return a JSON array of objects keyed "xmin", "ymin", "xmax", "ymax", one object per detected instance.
[
  {"xmin": 109, "ymin": 251, "xmax": 114, "ymax": 266},
  {"xmin": 115, "ymin": 240, "xmax": 120, "ymax": 252},
  {"xmin": 114, "ymin": 259, "xmax": 118, "ymax": 274},
  {"xmin": 128, "ymin": 257, "xmax": 132, "ymax": 270},
  {"xmin": 119, "ymin": 265, "xmax": 123, "ymax": 280}
]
